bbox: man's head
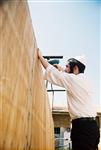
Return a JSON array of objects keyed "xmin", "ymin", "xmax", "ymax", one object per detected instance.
[{"xmin": 65, "ymin": 55, "xmax": 86, "ymax": 74}]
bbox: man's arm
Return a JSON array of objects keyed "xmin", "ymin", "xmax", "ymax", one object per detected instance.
[
  {"xmin": 37, "ymin": 48, "xmax": 49, "ymax": 69},
  {"xmin": 37, "ymin": 48, "xmax": 71, "ymax": 89},
  {"xmin": 37, "ymin": 48, "xmax": 65, "ymax": 72}
]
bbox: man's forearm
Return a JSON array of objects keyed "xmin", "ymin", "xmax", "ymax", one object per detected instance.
[{"xmin": 39, "ymin": 55, "xmax": 49, "ymax": 69}]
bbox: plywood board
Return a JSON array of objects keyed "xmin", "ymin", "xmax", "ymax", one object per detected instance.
[{"xmin": 0, "ymin": 0, "xmax": 54, "ymax": 149}]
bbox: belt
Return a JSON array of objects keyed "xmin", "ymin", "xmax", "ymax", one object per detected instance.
[{"xmin": 72, "ymin": 117, "xmax": 96, "ymax": 123}]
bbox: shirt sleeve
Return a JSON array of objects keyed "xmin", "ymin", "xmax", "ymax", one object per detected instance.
[{"xmin": 44, "ymin": 64, "xmax": 72, "ymax": 90}]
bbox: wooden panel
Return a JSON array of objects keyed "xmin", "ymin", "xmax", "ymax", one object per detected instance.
[{"xmin": 0, "ymin": 0, "xmax": 54, "ymax": 150}]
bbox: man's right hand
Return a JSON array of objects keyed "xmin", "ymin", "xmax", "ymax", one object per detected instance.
[
  {"xmin": 37, "ymin": 48, "xmax": 42, "ymax": 59},
  {"xmin": 36, "ymin": 48, "xmax": 49, "ymax": 69},
  {"xmin": 53, "ymin": 64, "xmax": 64, "ymax": 72}
]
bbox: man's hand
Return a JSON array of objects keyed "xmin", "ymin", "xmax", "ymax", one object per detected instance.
[
  {"xmin": 36, "ymin": 48, "xmax": 49, "ymax": 69},
  {"xmin": 53, "ymin": 64, "xmax": 64, "ymax": 72},
  {"xmin": 37, "ymin": 48, "xmax": 42, "ymax": 59}
]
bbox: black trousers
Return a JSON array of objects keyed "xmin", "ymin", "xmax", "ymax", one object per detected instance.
[{"xmin": 71, "ymin": 118, "xmax": 100, "ymax": 150}]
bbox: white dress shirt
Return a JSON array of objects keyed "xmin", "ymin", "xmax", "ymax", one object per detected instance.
[{"xmin": 45, "ymin": 64, "xmax": 97, "ymax": 120}]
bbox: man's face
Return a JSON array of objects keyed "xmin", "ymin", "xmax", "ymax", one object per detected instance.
[{"xmin": 65, "ymin": 64, "xmax": 71, "ymax": 73}]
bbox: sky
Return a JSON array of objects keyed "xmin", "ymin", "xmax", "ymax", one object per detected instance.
[{"xmin": 28, "ymin": 0, "xmax": 100, "ymax": 110}]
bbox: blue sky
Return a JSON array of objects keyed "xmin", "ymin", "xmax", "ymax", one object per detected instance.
[{"xmin": 28, "ymin": 0, "xmax": 100, "ymax": 110}]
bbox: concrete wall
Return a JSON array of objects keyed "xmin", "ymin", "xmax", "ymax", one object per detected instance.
[{"xmin": 53, "ymin": 112, "xmax": 71, "ymax": 128}]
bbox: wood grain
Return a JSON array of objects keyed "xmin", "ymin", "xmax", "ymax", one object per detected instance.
[{"xmin": 0, "ymin": 0, "xmax": 54, "ymax": 150}]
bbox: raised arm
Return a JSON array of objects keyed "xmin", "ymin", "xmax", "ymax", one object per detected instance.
[
  {"xmin": 37, "ymin": 48, "xmax": 65, "ymax": 72},
  {"xmin": 37, "ymin": 48, "xmax": 49, "ymax": 69},
  {"xmin": 37, "ymin": 48, "xmax": 71, "ymax": 88}
]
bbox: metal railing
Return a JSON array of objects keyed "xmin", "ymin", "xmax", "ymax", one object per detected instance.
[{"xmin": 55, "ymin": 138, "xmax": 72, "ymax": 150}]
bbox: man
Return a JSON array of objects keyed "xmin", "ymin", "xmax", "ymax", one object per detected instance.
[{"xmin": 37, "ymin": 48, "xmax": 100, "ymax": 150}]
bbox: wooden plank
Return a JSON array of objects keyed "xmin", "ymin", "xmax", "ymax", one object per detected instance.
[{"xmin": 0, "ymin": 0, "xmax": 54, "ymax": 149}]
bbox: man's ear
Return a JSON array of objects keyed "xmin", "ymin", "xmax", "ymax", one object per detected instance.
[
  {"xmin": 73, "ymin": 65, "xmax": 77, "ymax": 70},
  {"xmin": 73, "ymin": 65, "xmax": 79, "ymax": 74}
]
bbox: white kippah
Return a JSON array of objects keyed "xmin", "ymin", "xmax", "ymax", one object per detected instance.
[{"xmin": 73, "ymin": 54, "xmax": 86, "ymax": 66}]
